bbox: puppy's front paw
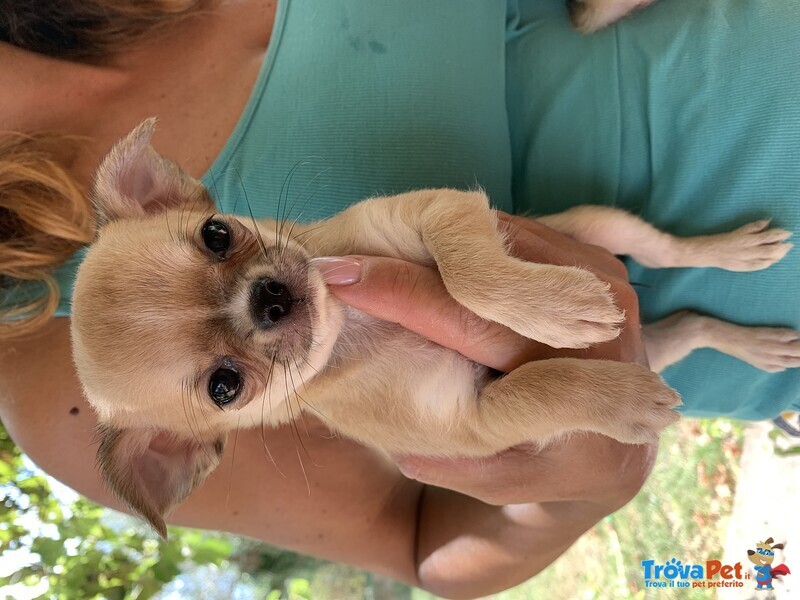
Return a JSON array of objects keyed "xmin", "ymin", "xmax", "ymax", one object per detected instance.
[
  {"xmin": 567, "ymin": 0, "xmax": 655, "ymax": 34},
  {"xmin": 592, "ymin": 369, "xmax": 682, "ymax": 444},
  {"xmin": 505, "ymin": 267, "xmax": 625, "ymax": 349},
  {"xmin": 447, "ymin": 263, "xmax": 623, "ymax": 349}
]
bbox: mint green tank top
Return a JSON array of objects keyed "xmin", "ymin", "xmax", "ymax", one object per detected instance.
[{"xmin": 51, "ymin": 0, "xmax": 800, "ymax": 420}]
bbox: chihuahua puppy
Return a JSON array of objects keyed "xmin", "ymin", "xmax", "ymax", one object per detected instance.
[{"xmin": 71, "ymin": 120, "xmax": 791, "ymax": 536}]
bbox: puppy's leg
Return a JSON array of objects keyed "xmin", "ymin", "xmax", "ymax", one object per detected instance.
[
  {"xmin": 644, "ymin": 311, "xmax": 800, "ymax": 373},
  {"xmin": 667, "ymin": 219, "xmax": 792, "ymax": 272},
  {"xmin": 312, "ymin": 190, "xmax": 624, "ymax": 349},
  {"xmin": 568, "ymin": 0, "xmax": 658, "ymax": 34},
  {"xmin": 538, "ymin": 206, "xmax": 792, "ymax": 271},
  {"xmin": 321, "ymin": 355, "xmax": 680, "ymax": 456},
  {"xmin": 469, "ymin": 358, "xmax": 680, "ymax": 450}
]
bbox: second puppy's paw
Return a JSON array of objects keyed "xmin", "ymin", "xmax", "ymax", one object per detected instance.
[{"xmin": 567, "ymin": 0, "xmax": 656, "ymax": 34}]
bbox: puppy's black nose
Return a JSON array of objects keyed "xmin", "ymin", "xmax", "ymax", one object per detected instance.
[{"xmin": 252, "ymin": 279, "xmax": 293, "ymax": 327}]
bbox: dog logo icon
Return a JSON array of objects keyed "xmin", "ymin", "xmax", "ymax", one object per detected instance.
[{"xmin": 747, "ymin": 538, "xmax": 791, "ymax": 590}]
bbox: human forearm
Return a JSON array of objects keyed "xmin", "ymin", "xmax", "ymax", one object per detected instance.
[{"xmin": 415, "ymin": 487, "xmax": 611, "ymax": 599}]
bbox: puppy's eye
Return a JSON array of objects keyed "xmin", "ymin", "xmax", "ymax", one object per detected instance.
[
  {"xmin": 209, "ymin": 367, "xmax": 241, "ymax": 407},
  {"xmin": 202, "ymin": 219, "xmax": 231, "ymax": 258}
]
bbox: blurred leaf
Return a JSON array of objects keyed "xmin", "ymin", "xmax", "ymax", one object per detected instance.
[
  {"xmin": 188, "ymin": 536, "xmax": 233, "ymax": 565},
  {"xmin": 288, "ymin": 577, "xmax": 312, "ymax": 599},
  {"xmin": 31, "ymin": 537, "xmax": 63, "ymax": 565},
  {"xmin": 0, "ymin": 420, "xmax": 235, "ymax": 599},
  {"xmin": 151, "ymin": 556, "xmax": 181, "ymax": 583},
  {"xmin": 774, "ymin": 444, "xmax": 800, "ymax": 456}
]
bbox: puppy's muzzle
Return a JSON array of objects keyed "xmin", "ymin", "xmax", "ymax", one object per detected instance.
[{"xmin": 251, "ymin": 279, "xmax": 294, "ymax": 327}]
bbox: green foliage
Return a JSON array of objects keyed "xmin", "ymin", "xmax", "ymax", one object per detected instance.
[
  {"xmin": 768, "ymin": 425, "xmax": 800, "ymax": 456},
  {"xmin": 0, "ymin": 420, "xmax": 232, "ymax": 600},
  {"xmin": 0, "ymin": 419, "xmax": 387, "ymax": 600},
  {"xmin": 0, "ymin": 418, "xmax": 394, "ymax": 599},
  {"xmin": 427, "ymin": 419, "xmax": 745, "ymax": 600},
  {"xmin": 265, "ymin": 578, "xmax": 312, "ymax": 600}
]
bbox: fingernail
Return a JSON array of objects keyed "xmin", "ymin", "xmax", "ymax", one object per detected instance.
[{"xmin": 309, "ymin": 257, "xmax": 363, "ymax": 286}]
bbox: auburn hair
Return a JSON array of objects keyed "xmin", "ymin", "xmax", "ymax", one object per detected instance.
[
  {"xmin": 0, "ymin": 0, "xmax": 206, "ymax": 63},
  {"xmin": 0, "ymin": 134, "xmax": 94, "ymax": 339},
  {"xmin": 1, "ymin": 0, "xmax": 206, "ymax": 339}
]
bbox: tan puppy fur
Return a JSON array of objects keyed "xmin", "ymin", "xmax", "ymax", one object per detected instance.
[
  {"xmin": 72, "ymin": 121, "xmax": 684, "ymax": 536},
  {"xmin": 73, "ymin": 119, "xmax": 799, "ymax": 537},
  {"xmin": 568, "ymin": 0, "xmax": 659, "ymax": 33}
]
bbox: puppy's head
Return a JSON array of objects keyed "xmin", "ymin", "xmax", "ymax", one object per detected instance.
[{"xmin": 71, "ymin": 120, "xmax": 341, "ymax": 536}]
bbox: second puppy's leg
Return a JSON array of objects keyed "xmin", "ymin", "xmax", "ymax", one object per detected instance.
[
  {"xmin": 643, "ymin": 311, "xmax": 800, "ymax": 373},
  {"xmin": 538, "ymin": 206, "xmax": 792, "ymax": 271},
  {"xmin": 568, "ymin": 0, "xmax": 658, "ymax": 34}
]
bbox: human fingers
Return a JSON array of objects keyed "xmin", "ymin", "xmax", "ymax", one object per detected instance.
[
  {"xmin": 494, "ymin": 214, "xmax": 646, "ymax": 365},
  {"xmin": 497, "ymin": 212, "xmax": 629, "ymax": 280},
  {"xmin": 311, "ymin": 255, "xmax": 534, "ymax": 371},
  {"xmin": 395, "ymin": 434, "xmax": 657, "ymax": 510},
  {"xmin": 313, "ymin": 250, "xmax": 645, "ymax": 369}
]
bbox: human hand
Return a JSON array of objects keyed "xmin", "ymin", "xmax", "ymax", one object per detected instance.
[
  {"xmin": 393, "ymin": 431, "xmax": 656, "ymax": 514},
  {"xmin": 313, "ymin": 212, "xmax": 647, "ymax": 371},
  {"xmin": 312, "ymin": 212, "xmax": 657, "ymax": 510}
]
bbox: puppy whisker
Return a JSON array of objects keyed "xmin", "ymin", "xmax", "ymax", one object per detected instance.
[
  {"xmin": 225, "ymin": 415, "xmax": 241, "ymax": 509},
  {"xmin": 290, "ymin": 226, "xmax": 328, "ymax": 250},
  {"xmin": 298, "ymin": 353, "xmax": 323, "ymax": 376},
  {"xmin": 181, "ymin": 380, "xmax": 213, "ymax": 464},
  {"xmin": 206, "ymin": 167, "xmax": 226, "ymax": 214},
  {"xmin": 280, "ymin": 167, "xmax": 332, "ymax": 255},
  {"xmin": 280, "ymin": 362, "xmax": 313, "ymax": 494},
  {"xmin": 259, "ymin": 351, "xmax": 279, "ymax": 468},
  {"xmin": 290, "ymin": 223, "xmax": 327, "ymax": 242},
  {"xmin": 276, "ymin": 160, "xmax": 313, "ymax": 243},
  {"xmin": 287, "ymin": 366, "xmax": 312, "ymax": 439},
  {"xmin": 232, "ymin": 165, "xmax": 270, "ymax": 260},
  {"xmin": 291, "ymin": 357, "xmax": 329, "ymax": 423},
  {"xmin": 281, "ymin": 183, "xmax": 332, "ymax": 257},
  {"xmin": 251, "ymin": 415, "xmax": 286, "ymax": 480}
]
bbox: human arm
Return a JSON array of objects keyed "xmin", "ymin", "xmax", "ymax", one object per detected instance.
[{"xmin": 0, "ymin": 320, "xmax": 421, "ymax": 584}]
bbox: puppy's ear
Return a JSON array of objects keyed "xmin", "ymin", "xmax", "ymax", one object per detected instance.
[
  {"xmin": 96, "ymin": 424, "xmax": 227, "ymax": 538},
  {"xmin": 773, "ymin": 543, "xmax": 785, "ymax": 550},
  {"xmin": 92, "ymin": 118, "xmax": 214, "ymax": 228}
]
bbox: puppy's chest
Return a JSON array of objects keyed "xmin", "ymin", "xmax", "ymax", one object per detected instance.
[{"xmin": 319, "ymin": 307, "xmax": 490, "ymax": 422}]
